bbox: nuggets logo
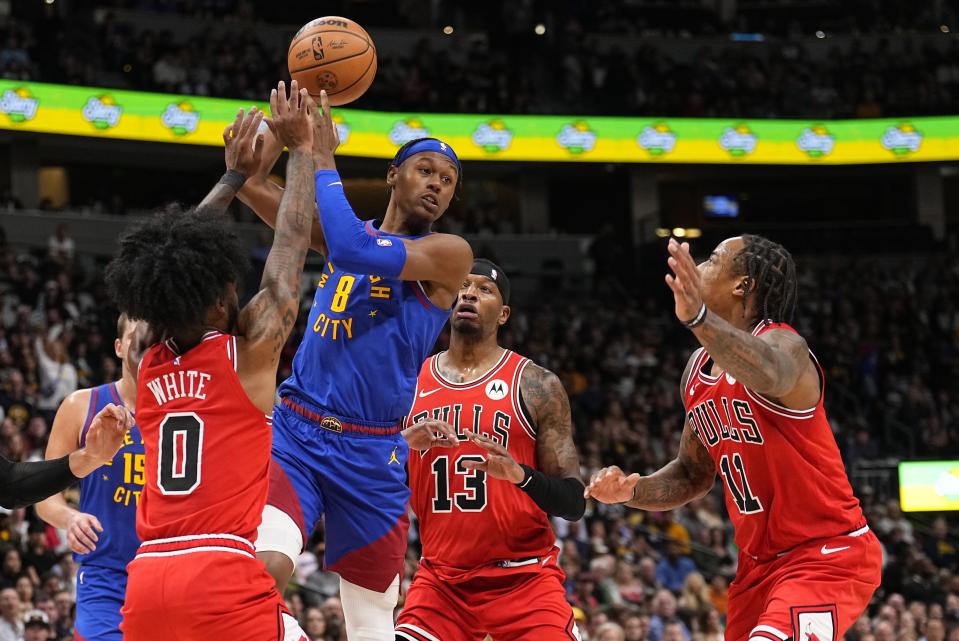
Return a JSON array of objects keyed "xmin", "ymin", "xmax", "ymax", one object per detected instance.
[
  {"xmin": 472, "ymin": 120, "xmax": 513, "ymax": 153},
  {"xmin": 719, "ymin": 124, "xmax": 757, "ymax": 157},
  {"xmin": 556, "ymin": 121, "xmax": 597, "ymax": 154},
  {"xmin": 161, "ymin": 101, "xmax": 199, "ymax": 136},
  {"xmin": 316, "ymin": 70, "xmax": 337, "ymax": 90},
  {"xmin": 637, "ymin": 122, "xmax": 677, "ymax": 156},
  {"xmin": 485, "ymin": 379, "xmax": 509, "ymax": 401},
  {"xmin": 881, "ymin": 123, "xmax": 922, "ymax": 156},
  {"xmin": 320, "ymin": 416, "xmax": 343, "ymax": 433},
  {"xmin": 796, "ymin": 125, "xmax": 834, "ymax": 158},
  {"xmin": 0, "ymin": 88, "xmax": 38, "ymax": 123},
  {"xmin": 81, "ymin": 95, "xmax": 122, "ymax": 130},
  {"xmin": 389, "ymin": 118, "xmax": 430, "ymax": 145},
  {"xmin": 332, "ymin": 113, "xmax": 350, "ymax": 145}
]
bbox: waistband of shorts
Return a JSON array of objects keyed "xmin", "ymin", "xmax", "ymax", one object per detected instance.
[
  {"xmin": 135, "ymin": 534, "xmax": 255, "ymax": 559},
  {"xmin": 280, "ymin": 396, "xmax": 404, "ymax": 436},
  {"xmin": 749, "ymin": 525, "xmax": 871, "ymax": 562}
]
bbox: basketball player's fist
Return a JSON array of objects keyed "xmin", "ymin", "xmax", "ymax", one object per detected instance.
[
  {"xmin": 584, "ymin": 465, "xmax": 641, "ymax": 504},
  {"xmin": 268, "ymin": 80, "xmax": 314, "ymax": 152},
  {"xmin": 665, "ymin": 238, "xmax": 705, "ymax": 324},
  {"xmin": 311, "ymin": 90, "xmax": 340, "ymax": 170},
  {"xmin": 462, "ymin": 432, "xmax": 525, "ymax": 484},
  {"xmin": 83, "ymin": 403, "xmax": 135, "ymax": 463},
  {"xmin": 67, "ymin": 512, "xmax": 103, "ymax": 555},
  {"xmin": 403, "ymin": 420, "xmax": 460, "ymax": 451},
  {"xmin": 223, "ymin": 106, "xmax": 266, "ymax": 178}
]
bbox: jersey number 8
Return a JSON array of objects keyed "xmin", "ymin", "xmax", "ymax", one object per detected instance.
[{"xmin": 330, "ymin": 275, "xmax": 356, "ymax": 313}]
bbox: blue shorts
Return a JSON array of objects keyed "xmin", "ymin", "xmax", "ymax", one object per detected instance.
[
  {"xmin": 76, "ymin": 564, "xmax": 126, "ymax": 641},
  {"xmin": 266, "ymin": 396, "xmax": 410, "ymax": 592}
]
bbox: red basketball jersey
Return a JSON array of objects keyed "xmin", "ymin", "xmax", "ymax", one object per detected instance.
[
  {"xmin": 406, "ymin": 350, "xmax": 556, "ymax": 573},
  {"xmin": 684, "ymin": 322, "xmax": 866, "ymax": 561},
  {"xmin": 135, "ymin": 331, "xmax": 272, "ymax": 544}
]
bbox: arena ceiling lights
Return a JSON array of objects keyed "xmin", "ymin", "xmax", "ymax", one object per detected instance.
[{"xmin": 0, "ymin": 81, "xmax": 954, "ymax": 165}]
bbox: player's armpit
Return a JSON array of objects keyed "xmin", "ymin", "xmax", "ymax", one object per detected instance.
[
  {"xmin": 521, "ymin": 364, "xmax": 581, "ymax": 479},
  {"xmin": 35, "ymin": 389, "xmax": 90, "ymax": 528},
  {"xmin": 397, "ymin": 233, "xmax": 473, "ymax": 300}
]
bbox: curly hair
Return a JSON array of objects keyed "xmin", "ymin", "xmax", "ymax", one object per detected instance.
[
  {"xmin": 104, "ymin": 206, "xmax": 248, "ymax": 337},
  {"xmin": 732, "ymin": 234, "xmax": 798, "ymax": 325}
]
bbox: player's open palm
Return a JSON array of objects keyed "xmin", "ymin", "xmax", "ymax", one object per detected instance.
[
  {"xmin": 463, "ymin": 432, "xmax": 525, "ymax": 484},
  {"xmin": 84, "ymin": 403, "xmax": 134, "ymax": 463},
  {"xmin": 312, "ymin": 89, "xmax": 340, "ymax": 167},
  {"xmin": 584, "ymin": 465, "xmax": 641, "ymax": 504},
  {"xmin": 404, "ymin": 420, "xmax": 460, "ymax": 451},
  {"xmin": 269, "ymin": 80, "xmax": 313, "ymax": 152},
  {"xmin": 665, "ymin": 238, "xmax": 705, "ymax": 323},
  {"xmin": 223, "ymin": 106, "xmax": 265, "ymax": 177},
  {"xmin": 67, "ymin": 512, "xmax": 103, "ymax": 555}
]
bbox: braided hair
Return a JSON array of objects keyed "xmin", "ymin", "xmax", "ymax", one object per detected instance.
[
  {"xmin": 732, "ymin": 235, "xmax": 798, "ymax": 325},
  {"xmin": 104, "ymin": 206, "xmax": 248, "ymax": 338}
]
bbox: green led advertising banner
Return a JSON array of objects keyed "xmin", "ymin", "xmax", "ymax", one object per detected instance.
[
  {"xmin": 0, "ymin": 81, "xmax": 957, "ymax": 164},
  {"xmin": 899, "ymin": 461, "xmax": 959, "ymax": 512}
]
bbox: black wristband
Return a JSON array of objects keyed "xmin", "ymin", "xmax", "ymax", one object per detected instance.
[
  {"xmin": 219, "ymin": 169, "xmax": 247, "ymax": 192},
  {"xmin": 515, "ymin": 464, "xmax": 586, "ymax": 521},
  {"xmin": 683, "ymin": 303, "xmax": 708, "ymax": 329}
]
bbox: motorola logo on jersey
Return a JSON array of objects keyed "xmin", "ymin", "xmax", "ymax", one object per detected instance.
[{"xmin": 485, "ymin": 379, "xmax": 508, "ymax": 400}]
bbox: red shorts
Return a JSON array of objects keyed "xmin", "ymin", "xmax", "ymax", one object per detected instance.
[
  {"xmin": 396, "ymin": 549, "xmax": 580, "ymax": 641},
  {"xmin": 726, "ymin": 527, "xmax": 882, "ymax": 641},
  {"xmin": 120, "ymin": 536, "xmax": 307, "ymax": 641}
]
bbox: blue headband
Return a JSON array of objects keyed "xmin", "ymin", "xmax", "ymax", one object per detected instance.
[{"xmin": 392, "ymin": 138, "xmax": 461, "ymax": 176}]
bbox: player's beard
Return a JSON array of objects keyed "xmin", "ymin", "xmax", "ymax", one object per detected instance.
[{"xmin": 451, "ymin": 316, "xmax": 483, "ymax": 339}]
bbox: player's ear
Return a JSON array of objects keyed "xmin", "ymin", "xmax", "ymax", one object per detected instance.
[
  {"xmin": 732, "ymin": 276, "xmax": 751, "ymax": 299},
  {"xmin": 497, "ymin": 305, "xmax": 510, "ymax": 327},
  {"xmin": 386, "ymin": 165, "xmax": 398, "ymax": 189},
  {"xmin": 114, "ymin": 338, "xmax": 122, "ymax": 359}
]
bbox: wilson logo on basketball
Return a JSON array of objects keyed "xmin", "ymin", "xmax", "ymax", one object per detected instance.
[{"xmin": 485, "ymin": 380, "xmax": 509, "ymax": 401}]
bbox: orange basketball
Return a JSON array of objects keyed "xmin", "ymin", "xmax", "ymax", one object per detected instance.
[{"xmin": 287, "ymin": 16, "xmax": 377, "ymax": 106}]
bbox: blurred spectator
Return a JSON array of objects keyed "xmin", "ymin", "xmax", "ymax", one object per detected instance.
[
  {"xmin": 656, "ymin": 543, "xmax": 697, "ymax": 593},
  {"xmin": 0, "ymin": 588, "xmax": 22, "ymax": 641}
]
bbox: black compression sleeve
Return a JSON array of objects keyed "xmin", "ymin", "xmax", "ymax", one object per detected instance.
[
  {"xmin": 0, "ymin": 455, "xmax": 79, "ymax": 509},
  {"xmin": 516, "ymin": 464, "xmax": 586, "ymax": 521}
]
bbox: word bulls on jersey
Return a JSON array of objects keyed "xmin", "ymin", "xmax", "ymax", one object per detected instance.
[
  {"xmin": 684, "ymin": 322, "xmax": 866, "ymax": 562},
  {"xmin": 406, "ymin": 350, "xmax": 556, "ymax": 570}
]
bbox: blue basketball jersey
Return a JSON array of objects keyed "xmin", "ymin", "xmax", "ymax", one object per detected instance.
[
  {"xmin": 279, "ymin": 220, "xmax": 451, "ymax": 424},
  {"xmin": 75, "ymin": 382, "xmax": 144, "ymax": 571}
]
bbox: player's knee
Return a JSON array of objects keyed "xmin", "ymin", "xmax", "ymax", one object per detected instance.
[{"xmin": 340, "ymin": 575, "xmax": 399, "ymax": 641}]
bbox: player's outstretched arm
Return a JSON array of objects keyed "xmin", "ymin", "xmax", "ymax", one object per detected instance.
[
  {"xmin": 311, "ymin": 91, "xmax": 473, "ymax": 295},
  {"xmin": 236, "ymin": 80, "xmax": 315, "ymax": 413},
  {"xmin": 585, "ymin": 352, "xmax": 715, "ymax": 510},
  {"xmin": 235, "ymin": 123, "xmax": 328, "ymax": 255},
  {"xmin": 36, "ymin": 390, "xmax": 107, "ymax": 554},
  {"xmin": 666, "ymin": 238, "xmax": 819, "ymax": 409}
]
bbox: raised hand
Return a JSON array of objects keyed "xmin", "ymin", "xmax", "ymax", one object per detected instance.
[
  {"xmin": 461, "ymin": 432, "xmax": 524, "ymax": 484},
  {"xmin": 82, "ymin": 403, "xmax": 134, "ymax": 463},
  {"xmin": 223, "ymin": 107, "xmax": 265, "ymax": 177},
  {"xmin": 67, "ymin": 512, "xmax": 103, "ymax": 554},
  {"xmin": 268, "ymin": 80, "xmax": 313, "ymax": 152},
  {"xmin": 584, "ymin": 465, "xmax": 641, "ymax": 504},
  {"xmin": 312, "ymin": 89, "xmax": 340, "ymax": 170},
  {"xmin": 402, "ymin": 420, "xmax": 460, "ymax": 451},
  {"xmin": 665, "ymin": 238, "xmax": 705, "ymax": 324}
]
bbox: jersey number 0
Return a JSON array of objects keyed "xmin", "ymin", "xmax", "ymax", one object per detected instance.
[{"xmin": 158, "ymin": 413, "xmax": 204, "ymax": 495}]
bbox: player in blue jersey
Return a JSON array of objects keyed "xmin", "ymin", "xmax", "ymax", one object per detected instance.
[
  {"xmin": 237, "ymin": 89, "xmax": 470, "ymax": 641},
  {"xmin": 36, "ymin": 314, "xmax": 144, "ymax": 641}
]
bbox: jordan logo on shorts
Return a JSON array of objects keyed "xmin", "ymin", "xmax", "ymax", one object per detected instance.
[{"xmin": 388, "ymin": 447, "xmax": 400, "ymax": 465}]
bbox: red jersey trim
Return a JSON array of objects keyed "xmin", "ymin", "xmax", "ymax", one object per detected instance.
[
  {"xmin": 685, "ymin": 348, "xmax": 708, "ymax": 396},
  {"xmin": 510, "ymin": 357, "xmax": 536, "ymax": 439},
  {"xmin": 429, "ymin": 349, "xmax": 512, "ymax": 390}
]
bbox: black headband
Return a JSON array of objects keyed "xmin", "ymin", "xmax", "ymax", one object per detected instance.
[{"xmin": 471, "ymin": 258, "xmax": 510, "ymax": 304}]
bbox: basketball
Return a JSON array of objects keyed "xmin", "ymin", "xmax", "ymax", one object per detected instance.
[{"xmin": 287, "ymin": 16, "xmax": 377, "ymax": 106}]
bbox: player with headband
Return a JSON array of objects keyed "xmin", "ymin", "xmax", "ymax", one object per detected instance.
[{"xmin": 241, "ymin": 88, "xmax": 471, "ymax": 641}]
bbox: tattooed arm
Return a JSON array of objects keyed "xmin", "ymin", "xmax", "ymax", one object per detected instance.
[
  {"xmin": 197, "ymin": 107, "xmax": 266, "ymax": 216},
  {"xmin": 585, "ymin": 351, "xmax": 716, "ymax": 510},
  {"xmin": 464, "ymin": 363, "xmax": 585, "ymax": 520},
  {"xmin": 236, "ymin": 81, "xmax": 315, "ymax": 414}
]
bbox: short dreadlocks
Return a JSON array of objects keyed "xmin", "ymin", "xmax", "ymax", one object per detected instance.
[
  {"xmin": 732, "ymin": 235, "xmax": 798, "ymax": 325},
  {"xmin": 104, "ymin": 206, "xmax": 248, "ymax": 338}
]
